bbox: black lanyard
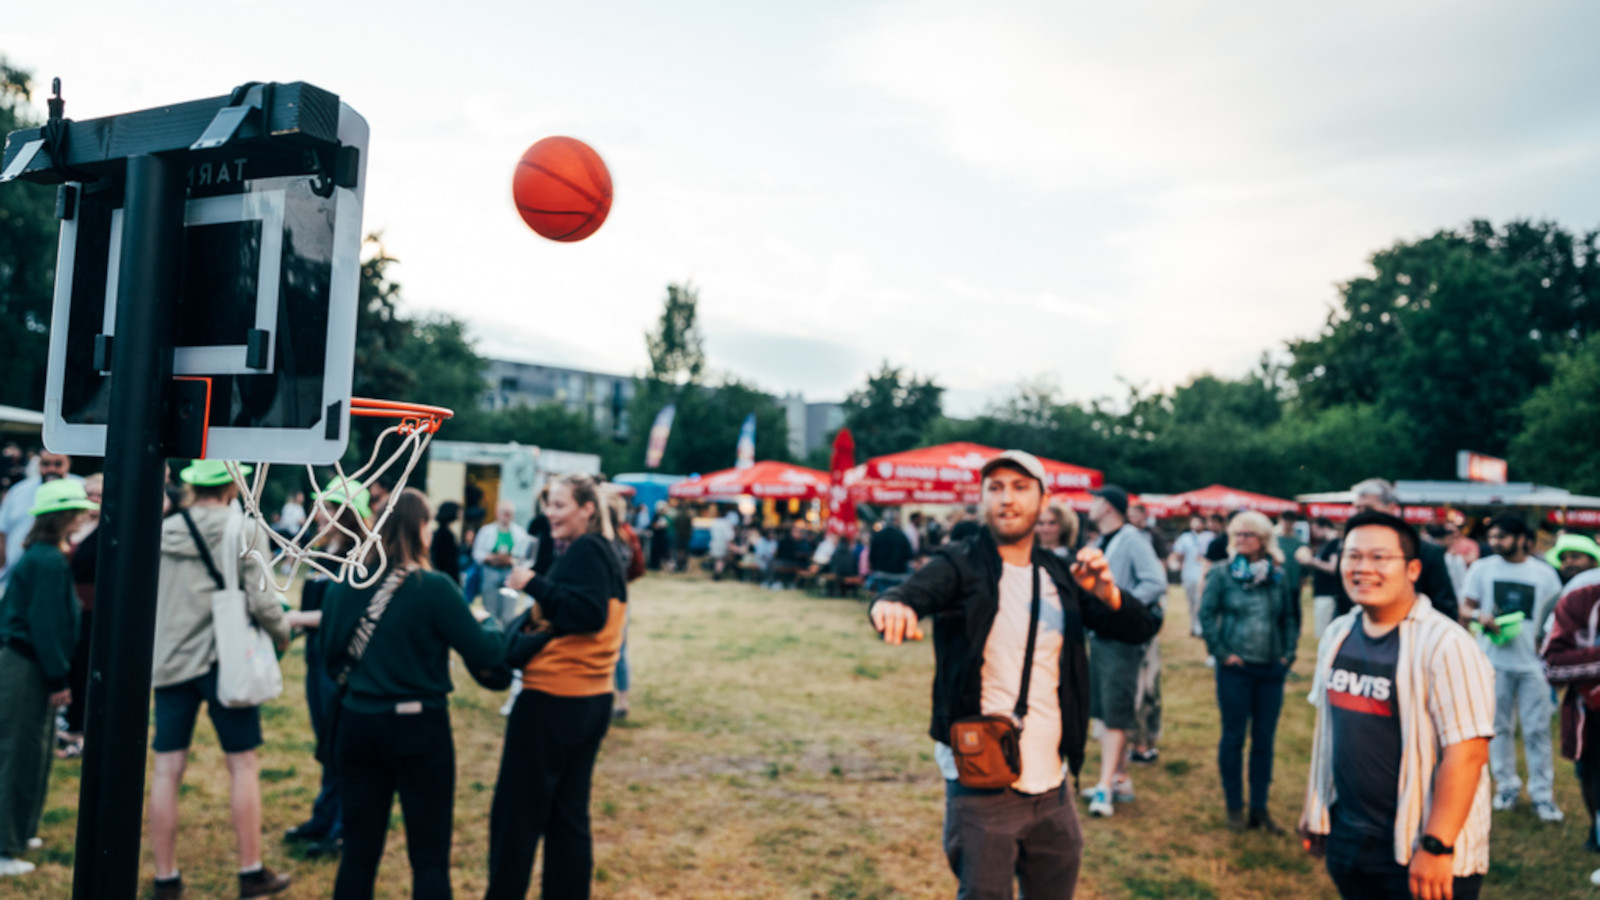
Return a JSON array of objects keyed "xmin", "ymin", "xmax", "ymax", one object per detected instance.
[{"xmin": 1013, "ymin": 561, "xmax": 1042, "ymax": 725}]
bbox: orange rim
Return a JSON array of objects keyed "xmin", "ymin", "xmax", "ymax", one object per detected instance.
[{"xmin": 349, "ymin": 397, "xmax": 454, "ymax": 434}]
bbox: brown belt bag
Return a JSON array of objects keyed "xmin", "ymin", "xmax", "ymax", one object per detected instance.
[{"xmin": 950, "ymin": 562, "xmax": 1041, "ymax": 790}]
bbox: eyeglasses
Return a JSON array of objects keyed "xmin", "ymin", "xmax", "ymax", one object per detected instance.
[{"xmin": 1341, "ymin": 551, "xmax": 1408, "ymax": 568}]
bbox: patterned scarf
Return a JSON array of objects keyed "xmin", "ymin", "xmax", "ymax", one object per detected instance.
[{"xmin": 1229, "ymin": 554, "xmax": 1277, "ymax": 589}]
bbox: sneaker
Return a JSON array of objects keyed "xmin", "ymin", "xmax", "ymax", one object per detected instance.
[
  {"xmin": 1249, "ymin": 807, "xmax": 1286, "ymax": 835},
  {"xmin": 239, "ymin": 866, "xmax": 292, "ymax": 898},
  {"xmin": 1492, "ymin": 789, "xmax": 1518, "ymax": 812},
  {"xmin": 1226, "ymin": 809, "xmax": 1247, "ymax": 832},
  {"xmin": 304, "ymin": 836, "xmax": 343, "ymax": 859},
  {"xmin": 1535, "ymin": 801, "xmax": 1565, "ymax": 823},
  {"xmin": 1592, "ymin": 867, "xmax": 1600, "ymax": 887},
  {"xmin": 1112, "ymin": 775, "xmax": 1135, "ymax": 803},
  {"xmin": 283, "ymin": 823, "xmax": 324, "ymax": 845},
  {"xmin": 1129, "ymin": 747, "xmax": 1159, "ymax": 764},
  {"xmin": 25, "ymin": 837, "xmax": 41, "ymax": 850},
  {"xmin": 1087, "ymin": 787, "xmax": 1114, "ymax": 818},
  {"xmin": 0, "ymin": 857, "xmax": 36, "ymax": 877}
]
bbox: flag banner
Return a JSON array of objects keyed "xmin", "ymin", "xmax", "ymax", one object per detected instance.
[
  {"xmin": 735, "ymin": 413, "xmax": 757, "ymax": 469},
  {"xmin": 645, "ymin": 404, "xmax": 676, "ymax": 469}
]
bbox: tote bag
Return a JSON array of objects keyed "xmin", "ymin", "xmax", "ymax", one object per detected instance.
[{"xmin": 210, "ymin": 510, "xmax": 284, "ymax": 707}]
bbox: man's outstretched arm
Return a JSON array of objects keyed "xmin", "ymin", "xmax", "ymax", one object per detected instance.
[{"xmin": 869, "ymin": 555, "xmax": 958, "ymax": 645}]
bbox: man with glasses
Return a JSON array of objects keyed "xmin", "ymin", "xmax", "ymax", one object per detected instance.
[
  {"xmin": 1462, "ymin": 513, "xmax": 1564, "ymax": 821},
  {"xmin": 0, "ymin": 452, "xmax": 83, "ymax": 591},
  {"xmin": 1300, "ymin": 510, "xmax": 1494, "ymax": 900},
  {"xmin": 1330, "ymin": 479, "xmax": 1460, "ymax": 624}
]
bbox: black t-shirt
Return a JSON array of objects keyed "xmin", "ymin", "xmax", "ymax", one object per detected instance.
[
  {"xmin": 1205, "ymin": 531, "xmax": 1229, "ymax": 562},
  {"xmin": 1312, "ymin": 539, "xmax": 1342, "ymax": 597},
  {"xmin": 1329, "ymin": 623, "xmax": 1402, "ymax": 840}
]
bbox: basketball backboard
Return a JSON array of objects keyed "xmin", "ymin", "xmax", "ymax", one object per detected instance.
[{"xmin": 40, "ymin": 100, "xmax": 368, "ymax": 465}]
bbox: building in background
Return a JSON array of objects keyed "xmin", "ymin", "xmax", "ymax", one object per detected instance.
[
  {"xmin": 481, "ymin": 359, "xmax": 635, "ymax": 441},
  {"xmin": 782, "ymin": 393, "xmax": 844, "ymax": 460}
]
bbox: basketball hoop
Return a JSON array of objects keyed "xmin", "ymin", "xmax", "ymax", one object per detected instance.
[{"xmin": 229, "ymin": 398, "xmax": 453, "ymax": 591}]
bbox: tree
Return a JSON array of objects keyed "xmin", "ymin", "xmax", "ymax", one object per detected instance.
[
  {"xmin": 1288, "ymin": 220, "xmax": 1600, "ymax": 476},
  {"xmin": 1511, "ymin": 333, "xmax": 1600, "ymax": 494},
  {"xmin": 0, "ymin": 61, "xmax": 60, "ymax": 410},
  {"xmin": 451, "ymin": 403, "xmax": 601, "ymax": 455},
  {"xmin": 645, "ymin": 282, "xmax": 705, "ymax": 385},
  {"xmin": 841, "ymin": 362, "xmax": 944, "ymax": 460}
]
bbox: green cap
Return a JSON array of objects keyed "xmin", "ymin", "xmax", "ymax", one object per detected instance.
[
  {"xmin": 28, "ymin": 480, "xmax": 100, "ymax": 517},
  {"xmin": 315, "ymin": 484, "xmax": 372, "ymax": 520},
  {"xmin": 1547, "ymin": 533, "xmax": 1600, "ymax": 569},
  {"xmin": 179, "ymin": 459, "xmax": 250, "ymax": 487}
]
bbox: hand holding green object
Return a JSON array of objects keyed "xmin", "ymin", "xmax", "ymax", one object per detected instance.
[{"xmin": 1469, "ymin": 611, "xmax": 1525, "ymax": 645}]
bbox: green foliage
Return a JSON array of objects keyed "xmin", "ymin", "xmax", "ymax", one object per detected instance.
[
  {"xmin": 842, "ymin": 362, "xmax": 944, "ymax": 460},
  {"xmin": 451, "ymin": 402, "xmax": 602, "ymax": 456},
  {"xmin": 1511, "ymin": 333, "xmax": 1600, "ymax": 494},
  {"xmin": 645, "ymin": 282, "xmax": 706, "ymax": 385},
  {"xmin": 0, "ymin": 61, "xmax": 59, "ymax": 410},
  {"xmin": 640, "ymin": 376, "xmax": 790, "ymax": 475}
]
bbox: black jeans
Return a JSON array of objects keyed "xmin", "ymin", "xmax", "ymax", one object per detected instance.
[
  {"xmin": 942, "ymin": 781, "xmax": 1083, "ymax": 900},
  {"xmin": 1326, "ymin": 827, "xmax": 1482, "ymax": 900},
  {"xmin": 304, "ymin": 637, "xmax": 343, "ymax": 840},
  {"xmin": 1215, "ymin": 661, "xmax": 1286, "ymax": 811},
  {"xmin": 485, "ymin": 689, "xmax": 612, "ymax": 900},
  {"xmin": 334, "ymin": 706, "xmax": 457, "ymax": 900}
]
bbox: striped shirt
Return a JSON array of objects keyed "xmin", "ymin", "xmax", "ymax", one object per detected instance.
[{"xmin": 1299, "ymin": 595, "xmax": 1495, "ymax": 876}]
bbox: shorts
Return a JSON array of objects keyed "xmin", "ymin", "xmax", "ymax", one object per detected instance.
[
  {"xmin": 152, "ymin": 665, "xmax": 264, "ymax": 754},
  {"xmin": 1088, "ymin": 634, "xmax": 1146, "ymax": 731}
]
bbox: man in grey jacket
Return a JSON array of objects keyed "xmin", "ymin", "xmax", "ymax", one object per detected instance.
[
  {"xmin": 148, "ymin": 460, "xmax": 299, "ymax": 900},
  {"xmin": 1084, "ymin": 485, "xmax": 1169, "ymax": 817}
]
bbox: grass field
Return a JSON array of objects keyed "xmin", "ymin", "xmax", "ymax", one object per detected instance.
[{"xmin": 13, "ymin": 572, "xmax": 1600, "ymax": 898}]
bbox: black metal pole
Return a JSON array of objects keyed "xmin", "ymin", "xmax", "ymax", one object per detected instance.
[{"xmin": 72, "ymin": 154, "xmax": 184, "ymax": 900}]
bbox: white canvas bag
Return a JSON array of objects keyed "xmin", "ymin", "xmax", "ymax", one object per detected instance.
[{"xmin": 209, "ymin": 509, "xmax": 284, "ymax": 707}]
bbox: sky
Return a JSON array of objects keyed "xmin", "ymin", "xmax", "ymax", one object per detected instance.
[{"xmin": 7, "ymin": 1, "xmax": 1599, "ymax": 415}]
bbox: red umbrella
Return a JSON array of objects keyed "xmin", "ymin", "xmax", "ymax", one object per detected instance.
[
  {"xmin": 826, "ymin": 429, "xmax": 859, "ymax": 539},
  {"xmin": 849, "ymin": 442, "xmax": 1102, "ymax": 505},
  {"xmin": 1168, "ymin": 484, "xmax": 1299, "ymax": 515},
  {"xmin": 668, "ymin": 460, "xmax": 829, "ymax": 501}
]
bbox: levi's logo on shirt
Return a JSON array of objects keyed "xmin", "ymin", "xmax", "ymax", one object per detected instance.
[{"xmin": 1328, "ymin": 664, "xmax": 1395, "ymax": 717}]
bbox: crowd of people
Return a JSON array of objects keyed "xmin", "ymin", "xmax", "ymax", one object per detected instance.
[{"xmin": 6, "ymin": 437, "xmax": 1600, "ymax": 897}]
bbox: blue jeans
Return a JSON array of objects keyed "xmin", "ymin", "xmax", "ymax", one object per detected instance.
[
  {"xmin": 1215, "ymin": 661, "xmax": 1287, "ymax": 811},
  {"xmin": 614, "ymin": 633, "xmax": 630, "ymax": 693},
  {"xmin": 304, "ymin": 637, "xmax": 343, "ymax": 840}
]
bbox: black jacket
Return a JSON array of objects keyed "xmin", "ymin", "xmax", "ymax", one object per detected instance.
[{"xmin": 874, "ymin": 529, "xmax": 1161, "ymax": 778}]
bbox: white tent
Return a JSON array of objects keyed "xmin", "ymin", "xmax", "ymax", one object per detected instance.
[{"xmin": 1296, "ymin": 480, "xmax": 1600, "ymax": 510}]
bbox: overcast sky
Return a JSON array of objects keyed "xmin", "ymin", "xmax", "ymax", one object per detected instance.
[{"xmin": 9, "ymin": 1, "xmax": 1599, "ymax": 414}]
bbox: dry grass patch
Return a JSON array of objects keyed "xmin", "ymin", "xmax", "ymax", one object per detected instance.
[{"xmin": 11, "ymin": 574, "xmax": 1597, "ymax": 897}]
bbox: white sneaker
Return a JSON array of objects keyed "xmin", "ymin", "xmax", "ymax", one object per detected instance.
[
  {"xmin": 1535, "ymin": 801, "xmax": 1565, "ymax": 823},
  {"xmin": 0, "ymin": 857, "xmax": 36, "ymax": 877},
  {"xmin": 25, "ymin": 838, "xmax": 41, "ymax": 850},
  {"xmin": 1087, "ymin": 786, "xmax": 1114, "ymax": 818},
  {"xmin": 1590, "ymin": 867, "xmax": 1600, "ymax": 887},
  {"xmin": 1492, "ymin": 789, "xmax": 1518, "ymax": 812}
]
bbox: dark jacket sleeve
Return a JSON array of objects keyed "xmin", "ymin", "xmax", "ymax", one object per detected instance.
[
  {"xmin": 528, "ymin": 535, "xmax": 613, "ymax": 634},
  {"xmin": 27, "ymin": 550, "xmax": 79, "ymax": 690},
  {"xmin": 1079, "ymin": 575, "xmax": 1161, "ymax": 645},
  {"xmin": 872, "ymin": 553, "xmax": 960, "ymax": 620},
  {"xmin": 1418, "ymin": 543, "xmax": 1458, "ymax": 622},
  {"xmin": 428, "ymin": 574, "xmax": 512, "ymax": 690}
]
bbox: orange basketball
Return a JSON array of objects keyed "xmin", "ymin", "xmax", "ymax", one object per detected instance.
[{"xmin": 512, "ymin": 137, "xmax": 613, "ymax": 242}]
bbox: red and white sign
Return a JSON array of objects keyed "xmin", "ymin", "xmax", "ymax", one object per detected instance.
[
  {"xmin": 849, "ymin": 442, "xmax": 1103, "ymax": 506},
  {"xmin": 670, "ymin": 460, "xmax": 829, "ymax": 501},
  {"xmin": 1303, "ymin": 503, "xmax": 1445, "ymax": 525},
  {"xmin": 1457, "ymin": 451, "xmax": 1508, "ymax": 484},
  {"xmin": 1549, "ymin": 509, "xmax": 1600, "ymax": 528},
  {"xmin": 1167, "ymin": 484, "xmax": 1299, "ymax": 516}
]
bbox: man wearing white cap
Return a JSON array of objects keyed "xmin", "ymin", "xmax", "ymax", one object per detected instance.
[{"xmin": 870, "ymin": 450, "xmax": 1160, "ymax": 899}]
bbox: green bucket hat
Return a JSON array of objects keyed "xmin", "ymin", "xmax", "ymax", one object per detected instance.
[
  {"xmin": 315, "ymin": 484, "xmax": 372, "ymax": 520},
  {"xmin": 29, "ymin": 480, "xmax": 100, "ymax": 516},
  {"xmin": 179, "ymin": 459, "xmax": 250, "ymax": 487},
  {"xmin": 1548, "ymin": 533, "xmax": 1600, "ymax": 569}
]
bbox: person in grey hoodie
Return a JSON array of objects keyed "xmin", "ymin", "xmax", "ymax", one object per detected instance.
[
  {"xmin": 1198, "ymin": 510, "xmax": 1301, "ymax": 834},
  {"xmin": 147, "ymin": 461, "xmax": 300, "ymax": 900}
]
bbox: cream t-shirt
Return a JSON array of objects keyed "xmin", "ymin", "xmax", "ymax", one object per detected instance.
[{"xmin": 936, "ymin": 562, "xmax": 1066, "ymax": 793}]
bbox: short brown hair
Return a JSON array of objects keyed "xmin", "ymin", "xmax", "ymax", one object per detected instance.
[
  {"xmin": 24, "ymin": 510, "xmax": 82, "ymax": 551},
  {"xmin": 368, "ymin": 487, "xmax": 432, "ymax": 571}
]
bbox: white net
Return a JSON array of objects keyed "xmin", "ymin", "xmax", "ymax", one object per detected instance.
[{"xmin": 227, "ymin": 403, "xmax": 447, "ymax": 591}]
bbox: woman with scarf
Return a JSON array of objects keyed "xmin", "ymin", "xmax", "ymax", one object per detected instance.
[{"xmin": 1198, "ymin": 510, "xmax": 1300, "ymax": 834}]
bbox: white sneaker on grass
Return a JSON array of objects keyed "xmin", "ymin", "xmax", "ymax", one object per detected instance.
[
  {"xmin": 1087, "ymin": 786, "xmax": 1114, "ymax": 818},
  {"xmin": 0, "ymin": 857, "xmax": 36, "ymax": 877},
  {"xmin": 1535, "ymin": 801, "xmax": 1565, "ymax": 823},
  {"xmin": 25, "ymin": 838, "xmax": 41, "ymax": 850},
  {"xmin": 1492, "ymin": 789, "xmax": 1518, "ymax": 811}
]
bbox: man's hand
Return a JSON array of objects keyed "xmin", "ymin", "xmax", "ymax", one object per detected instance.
[
  {"xmin": 1071, "ymin": 548, "xmax": 1122, "ymax": 609},
  {"xmin": 506, "ymin": 566, "xmax": 534, "ymax": 592},
  {"xmin": 870, "ymin": 600, "xmax": 923, "ymax": 645},
  {"xmin": 1223, "ymin": 655, "xmax": 1244, "ymax": 667},
  {"xmin": 1477, "ymin": 613, "xmax": 1499, "ymax": 635},
  {"xmin": 48, "ymin": 689, "xmax": 71, "ymax": 708},
  {"xmin": 1409, "ymin": 845, "xmax": 1455, "ymax": 900},
  {"xmin": 1297, "ymin": 826, "xmax": 1326, "ymax": 859}
]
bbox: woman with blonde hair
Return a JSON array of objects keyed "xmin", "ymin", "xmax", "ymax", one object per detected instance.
[
  {"xmin": 1197, "ymin": 510, "xmax": 1301, "ymax": 834},
  {"xmin": 487, "ymin": 472, "xmax": 628, "ymax": 900},
  {"xmin": 1034, "ymin": 502, "xmax": 1080, "ymax": 558}
]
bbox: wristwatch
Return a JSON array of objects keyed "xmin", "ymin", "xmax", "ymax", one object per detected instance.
[{"xmin": 1419, "ymin": 834, "xmax": 1454, "ymax": 856}]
